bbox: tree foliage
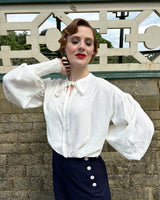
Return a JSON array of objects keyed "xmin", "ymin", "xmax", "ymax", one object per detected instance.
[
  {"xmin": 0, "ymin": 31, "xmax": 31, "ymax": 50},
  {"xmin": 95, "ymin": 30, "xmax": 113, "ymax": 48}
]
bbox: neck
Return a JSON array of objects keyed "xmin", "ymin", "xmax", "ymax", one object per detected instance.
[{"xmin": 68, "ymin": 65, "xmax": 89, "ymax": 82}]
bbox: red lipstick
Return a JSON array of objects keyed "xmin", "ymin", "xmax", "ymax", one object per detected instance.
[{"xmin": 75, "ymin": 53, "xmax": 86, "ymax": 59}]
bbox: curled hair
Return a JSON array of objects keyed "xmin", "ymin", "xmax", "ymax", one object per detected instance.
[{"xmin": 58, "ymin": 18, "xmax": 98, "ymax": 62}]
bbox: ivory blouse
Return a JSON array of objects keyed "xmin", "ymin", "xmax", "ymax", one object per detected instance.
[{"xmin": 3, "ymin": 58, "xmax": 154, "ymax": 160}]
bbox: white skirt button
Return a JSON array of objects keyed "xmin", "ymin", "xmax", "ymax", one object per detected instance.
[
  {"xmin": 90, "ymin": 175, "xmax": 95, "ymax": 180},
  {"xmin": 87, "ymin": 166, "xmax": 92, "ymax": 170},
  {"xmin": 92, "ymin": 183, "xmax": 97, "ymax": 187}
]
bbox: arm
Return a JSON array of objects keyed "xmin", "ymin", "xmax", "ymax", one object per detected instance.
[
  {"xmin": 106, "ymin": 87, "xmax": 154, "ymax": 160},
  {"xmin": 3, "ymin": 58, "xmax": 64, "ymax": 109}
]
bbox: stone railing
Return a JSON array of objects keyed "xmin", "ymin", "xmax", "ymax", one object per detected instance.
[{"xmin": 0, "ymin": 1, "xmax": 160, "ymax": 74}]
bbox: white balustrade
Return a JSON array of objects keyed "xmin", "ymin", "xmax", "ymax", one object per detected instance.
[{"xmin": 0, "ymin": 2, "xmax": 160, "ymax": 73}]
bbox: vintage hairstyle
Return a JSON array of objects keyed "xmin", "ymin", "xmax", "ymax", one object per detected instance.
[{"xmin": 58, "ymin": 18, "xmax": 98, "ymax": 62}]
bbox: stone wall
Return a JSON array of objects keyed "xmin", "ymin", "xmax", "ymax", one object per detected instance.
[{"xmin": 0, "ymin": 78, "xmax": 160, "ymax": 200}]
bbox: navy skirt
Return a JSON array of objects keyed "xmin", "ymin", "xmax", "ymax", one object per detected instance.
[{"xmin": 52, "ymin": 150, "xmax": 111, "ymax": 200}]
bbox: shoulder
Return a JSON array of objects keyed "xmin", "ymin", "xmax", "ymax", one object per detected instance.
[
  {"xmin": 90, "ymin": 74, "xmax": 126, "ymax": 98},
  {"xmin": 43, "ymin": 77, "xmax": 65, "ymax": 90},
  {"xmin": 91, "ymin": 74, "xmax": 118, "ymax": 91}
]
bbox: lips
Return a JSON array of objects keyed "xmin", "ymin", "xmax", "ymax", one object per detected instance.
[{"xmin": 75, "ymin": 53, "xmax": 86, "ymax": 59}]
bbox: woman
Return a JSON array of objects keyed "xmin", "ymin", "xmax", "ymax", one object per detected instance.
[{"xmin": 3, "ymin": 18, "xmax": 154, "ymax": 200}]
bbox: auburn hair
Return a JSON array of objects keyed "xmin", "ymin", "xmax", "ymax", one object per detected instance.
[{"xmin": 58, "ymin": 18, "xmax": 98, "ymax": 62}]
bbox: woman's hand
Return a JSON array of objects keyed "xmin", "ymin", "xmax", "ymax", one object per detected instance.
[{"xmin": 58, "ymin": 58, "xmax": 71, "ymax": 77}]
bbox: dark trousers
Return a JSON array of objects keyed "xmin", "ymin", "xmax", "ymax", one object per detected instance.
[{"xmin": 52, "ymin": 150, "xmax": 111, "ymax": 200}]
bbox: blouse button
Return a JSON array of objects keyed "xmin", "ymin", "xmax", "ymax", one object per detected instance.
[
  {"xmin": 90, "ymin": 175, "xmax": 95, "ymax": 180},
  {"xmin": 87, "ymin": 166, "xmax": 92, "ymax": 171},
  {"xmin": 92, "ymin": 182, "xmax": 97, "ymax": 187},
  {"xmin": 84, "ymin": 157, "xmax": 89, "ymax": 161}
]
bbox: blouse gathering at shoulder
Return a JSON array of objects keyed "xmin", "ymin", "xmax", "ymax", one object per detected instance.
[
  {"xmin": 93, "ymin": 75, "xmax": 117, "ymax": 92},
  {"xmin": 43, "ymin": 77, "xmax": 65, "ymax": 90}
]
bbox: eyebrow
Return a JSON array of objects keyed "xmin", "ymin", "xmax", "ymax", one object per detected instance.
[{"xmin": 69, "ymin": 36, "xmax": 93, "ymax": 41}]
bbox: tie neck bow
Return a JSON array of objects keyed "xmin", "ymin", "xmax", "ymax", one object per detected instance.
[{"xmin": 55, "ymin": 80, "xmax": 85, "ymax": 97}]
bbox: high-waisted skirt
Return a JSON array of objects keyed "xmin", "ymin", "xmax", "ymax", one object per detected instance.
[{"xmin": 52, "ymin": 150, "xmax": 111, "ymax": 200}]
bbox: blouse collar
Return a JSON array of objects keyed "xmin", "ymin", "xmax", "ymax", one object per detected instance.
[{"xmin": 55, "ymin": 73, "xmax": 93, "ymax": 97}]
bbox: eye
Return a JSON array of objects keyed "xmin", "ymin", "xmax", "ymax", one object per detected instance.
[
  {"xmin": 86, "ymin": 42, "xmax": 92, "ymax": 46},
  {"xmin": 71, "ymin": 40, "xmax": 79, "ymax": 45},
  {"xmin": 85, "ymin": 39, "xmax": 93, "ymax": 46}
]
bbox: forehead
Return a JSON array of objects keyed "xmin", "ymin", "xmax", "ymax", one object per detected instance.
[{"xmin": 69, "ymin": 26, "xmax": 94, "ymax": 39}]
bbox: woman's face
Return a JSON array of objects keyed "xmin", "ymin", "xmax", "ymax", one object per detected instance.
[{"xmin": 65, "ymin": 26, "xmax": 95, "ymax": 68}]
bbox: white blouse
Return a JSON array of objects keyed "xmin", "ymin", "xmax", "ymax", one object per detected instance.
[{"xmin": 3, "ymin": 58, "xmax": 154, "ymax": 160}]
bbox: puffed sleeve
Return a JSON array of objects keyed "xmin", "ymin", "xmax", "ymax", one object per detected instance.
[
  {"xmin": 3, "ymin": 58, "xmax": 61, "ymax": 109},
  {"xmin": 106, "ymin": 86, "xmax": 154, "ymax": 160}
]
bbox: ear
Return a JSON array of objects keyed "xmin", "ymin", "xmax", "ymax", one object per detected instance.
[{"xmin": 62, "ymin": 49, "xmax": 66, "ymax": 57}]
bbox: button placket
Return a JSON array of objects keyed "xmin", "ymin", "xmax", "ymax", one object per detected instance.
[{"xmin": 84, "ymin": 158, "xmax": 97, "ymax": 188}]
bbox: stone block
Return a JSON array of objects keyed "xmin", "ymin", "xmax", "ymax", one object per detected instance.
[
  {"xmin": 0, "ymin": 133, "xmax": 17, "ymax": 143},
  {"xmin": 0, "ymin": 99, "xmax": 12, "ymax": 113},
  {"xmin": 7, "ymin": 166, "xmax": 26, "ymax": 178},
  {"xmin": 33, "ymin": 122, "xmax": 46, "ymax": 133},
  {"xmin": 110, "ymin": 79, "xmax": 160, "ymax": 110},
  {"xmin": 17, "ymin": 143, "xmax": 30, "ymax": 154},
  {"xmin": 146, "ymin": 163, "xmax": 160, "ymax": 174},
  {"xmin": 108, "ymin": 174, "xmax": 130, "ymax": 188},
  {"xmin": 110, "ymin": 79, "xmax": 159, "ymax": 96},
  {"xmin": 142, "ymin": 151, "xmax": 160, "ymax": 163},
  {"xmin": 41, "ymin": 165, "xmax": 52, "ymax": 177},
  {"xmin": 0, "ymin": 155, "xmax": 7, "ymax": 166},
  {"xmin": 131, "ymin": 174, "xmax": 160, "ymax": 187},
  {"xmin": 153, "ymin": 120, "xmax": 160, "ymax": 129},
  {"xmin": 12, "ymin": 177, "xmax": 42, "ymax": 191},
  {"xmin": 0, "ymin": 167, "xmax": 7, "ymax": 178},
  {"xmin": 101, "ymin": 152, "xmax": 128, "ymax": 163},
  {"xmin": 11, "ymin": 191, "xmax": 29, "ymax": 200},
  {"xmin": 0, "ymin": 113, "xmax": 11, "ymax": 122},
  {"xmin": 152, "ymin": 130, "xmax": 160, "ymax": 141},
  {"xmin": 107, "ymin": 163, "xmax": 146, "ymax": 175},
  {"xmin": 0, "ymin": 83, "xmax": 5, "ymax": 99},
  {"xmin": 0, "ymin": 144, "xmax": 18, "ymax": 154},
  {"xmin": 0, "ymin": 178, "xmax": 11, "ymax": 191},
  {"xmin": 10, "ymin": 113, "xmax": 44, "ymax": 123},
  {"xmin": 0, "ymin": 123, "xmax": 3, "ymax": 133},
  {"xmin": 18, "ymin": 132, "xmax": 47, "ymax": 143},
  {"xmin": 43, "ymin": 176, "xmax": 53, "ymax": 191},
  {"xmin": 153, "ymin": 187, "xmax": 160, "ymax": 200},
  {"xmin": 150, "ymin": 141, "xmax": 160, "ymax": 151},
  {"xmin": 29, "ymin": 143, "xmax": 51, "ymax": 153},
  {"xmin": 146, "ymin": 111, "xmax": 160, "ymax": 120},
  {"xmin": 27, "ymin": 191, "xmax": 54, "ymax": 200},
  {"xmin": 26, "ymin": 165, "xmax": 41, "ymax": 177},
  {"xmin": 3, "ymin": 122, "xmax": 32, "ymax": 133},
  {"xmin": 134, "ymin": 95, "xmax": 159, "ymax": 110},
  {"xmin": 44, "ymin": 153, "xmax": 52, "ymax": 165},
  {"xmin": 0, "ymin": 191, "xmax": 11, "ymax": 200},
  {"xmin": 111, "ymin": 187, "xmax": 152, "ymax": 200},
  {"xmin": 8, "ymin": 153, "xmax": 43, "ymax": 166}
]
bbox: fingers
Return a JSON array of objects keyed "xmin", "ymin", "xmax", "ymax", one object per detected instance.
[
  {"xmin": 62, "ymin": 58, "xmax": 70, "ymax": 66},
  {"xmin": 62, "ymin": 59, "xmax": 71, "ymax": 77},
  {"xmin": 61, "ymin": 58, "xmax": 71, "ymax": 77}
]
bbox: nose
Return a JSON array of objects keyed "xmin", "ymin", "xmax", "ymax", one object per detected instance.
[{"xmin": 78, "ymin": 41, "xmax": 85, "ymax": 52}]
